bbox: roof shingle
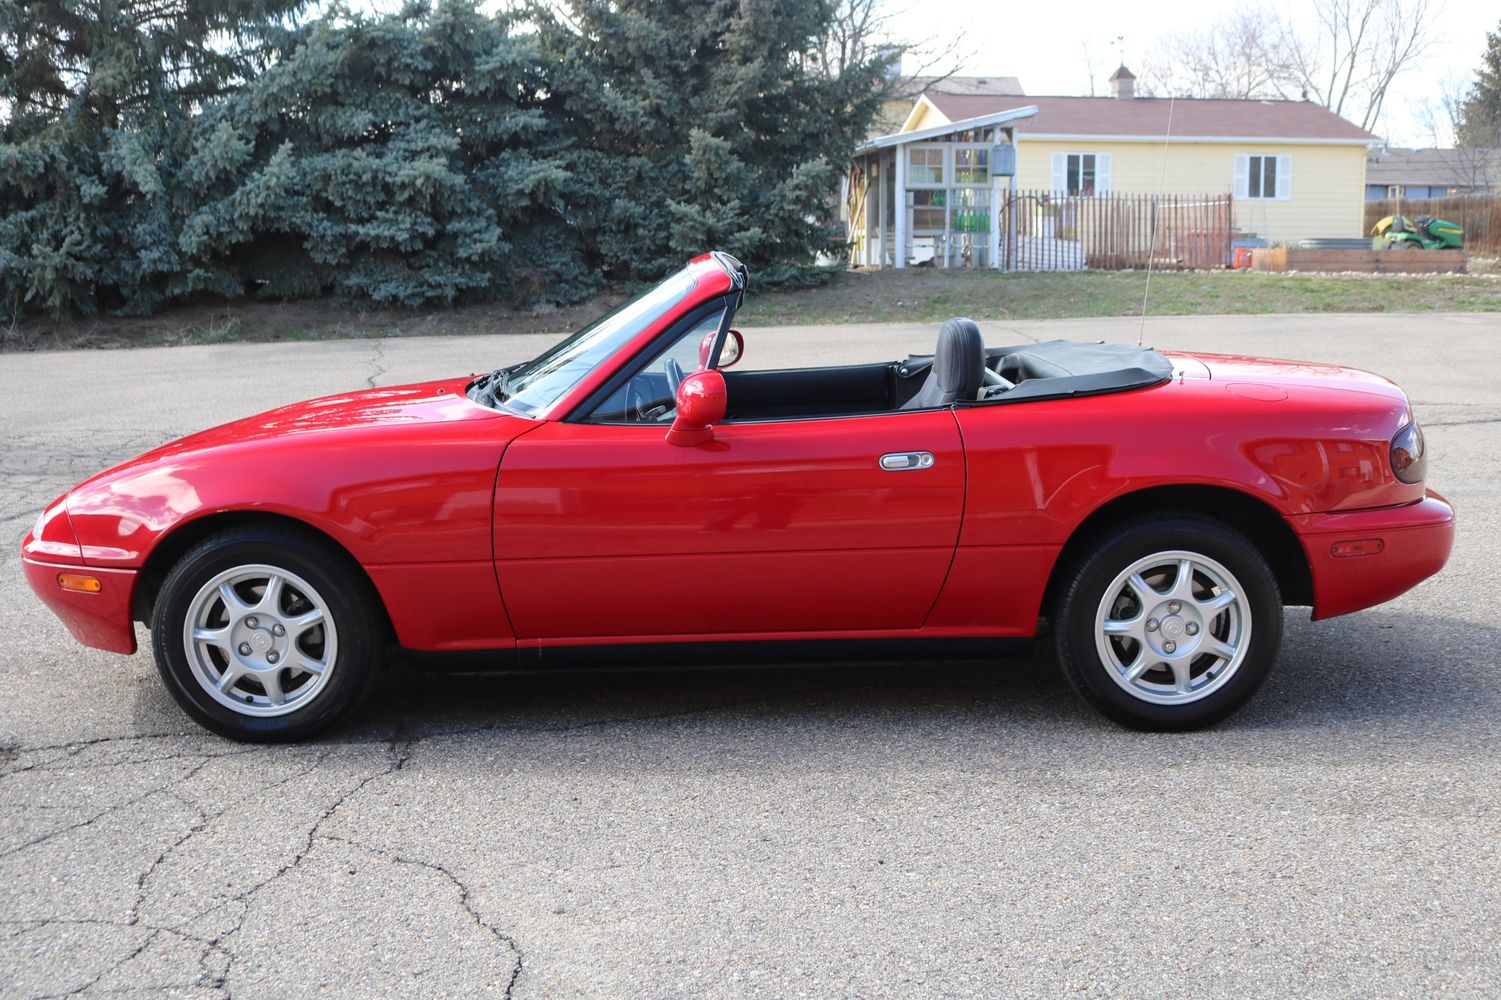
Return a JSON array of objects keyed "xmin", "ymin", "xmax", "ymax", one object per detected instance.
[
  {"xmin": 1365, "ymin": 147, "xmax": 1501, "ymax": 186},
  {"xmin": 910, "ymin": 75, "xmax": 1024, "ymax": 97},
  {"xmin": 923, "ymin": 93, "xmax": 1378, "ymax": 142}
]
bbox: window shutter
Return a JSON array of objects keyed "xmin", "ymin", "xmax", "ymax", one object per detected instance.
[
  {"xmin": 1096, "ymin": 152, "xmax": 1112, "ymax": 193},
  {"xmin": 1233, "ymin": 154, "xmax": 1249, "ymax": 199},
  {"xmin": 1276, "ymin": 155, "xmax": 1292, "ymax": 200},
  {"xmin": 1051, "ymin": 152, "xmax": 1066, "ymax": 193}
]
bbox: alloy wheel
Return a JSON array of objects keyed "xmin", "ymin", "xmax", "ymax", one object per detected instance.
[
  {"xmin": 1092, "ymin": 549, "xmax": 1250, "ymax": 705},
  {"xmin": 181, "ymin": 563, "xmax": 338, "ymax": 717}
]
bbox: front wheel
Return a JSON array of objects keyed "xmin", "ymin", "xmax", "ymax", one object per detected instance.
[
  {"xmin": 151, "ymin": 525, "xmax": 385, "ymax": 742},
  {"xmin": 1053, "ymin": 515, "xmax": 1282, "ymax": 731}
]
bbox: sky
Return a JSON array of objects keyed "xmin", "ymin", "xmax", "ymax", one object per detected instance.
[{"xmin": 886, "ymin": 0, "xmax": 1498, "ymax": 147}]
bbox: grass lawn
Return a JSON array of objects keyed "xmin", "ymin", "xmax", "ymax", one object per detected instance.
[
  {"xmin": 736, "ymin": 266, "xmax": 1501, "ymax": 326},
  {"xmin": 5, "ymin": 264, "xmax": 1499, "ymax": 351}
]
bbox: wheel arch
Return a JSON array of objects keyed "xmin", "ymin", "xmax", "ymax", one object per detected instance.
[
  {"xmin": 1040, "ymin": 485, "xmax": 1313, "ymax": 625},
  {"xmin": 131, "ymin": 510, "xmax": 393, "ymax": 639}
]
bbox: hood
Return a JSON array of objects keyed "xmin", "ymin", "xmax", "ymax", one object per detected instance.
[
  {"xmin": 79, "ymin": 378, "xmax": 501, "ymax": 484},
  {"xmin": 62, "ymin": 377, "xmax": 530, "ymax": 568}
]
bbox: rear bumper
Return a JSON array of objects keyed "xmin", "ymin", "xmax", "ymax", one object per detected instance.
[
  {"xmin": 1293, "ymin": 491, "xmax": 1454, "ymax": 621},
  {"xmin": 21, "ymin": 554, "xmax": 139, "ymax": 654}
]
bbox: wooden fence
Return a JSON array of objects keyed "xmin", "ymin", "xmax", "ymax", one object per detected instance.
[
  {"xmin": 1000, "ymin": 190, "xmax": 1234, "ymax": 271},
  {"xmin": 1364, "ymin": 194, "xmax": 1501, "ymax": 256}
]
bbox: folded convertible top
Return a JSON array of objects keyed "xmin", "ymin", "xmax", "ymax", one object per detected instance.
[{"xmin": 899, "ymin": 338, "xmax": 1175, "ymax": 404}]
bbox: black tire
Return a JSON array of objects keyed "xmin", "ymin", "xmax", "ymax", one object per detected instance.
[
  {"xmin": 151, "ymin": 524, "xmax": 385, "ymax": 742},
  {"xmin": 1053, "ymin": 514, "xmax": 1281, "ymax": 731}
]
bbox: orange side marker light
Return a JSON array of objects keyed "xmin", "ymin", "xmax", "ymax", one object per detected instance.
[
  {"xmin": 57, "ymin": 573, "xmax": 103, "ymax": 593},
  {"xmin": 1330, "ymin": 539, "xmax": 1384, "ymax": 559}
]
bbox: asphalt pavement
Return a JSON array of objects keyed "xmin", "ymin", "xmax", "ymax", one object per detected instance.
[{"xmin": 1, "ymin": 312, "xmax": 1498, "ymax": 998}]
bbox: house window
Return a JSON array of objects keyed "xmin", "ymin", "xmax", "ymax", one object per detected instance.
[
  {"xmin": 908, "ymin": 147, "xmax": 944, "ymax": 185},
  {"xmin": 1247, "ymin": 155, "xmax": 1277, "ymax": 199},
  {"xmin": 1388, "ymin": 185, "xmax": 1404, "ymax": 199},
  {"xmin": 1051, "ymin": 152, "xmax": 1111, "ymax": 194},
  {"xmin": 1066, "ymin": 153, "xmax": 1097, "ymax": 194},
  {"xmin": 909, "ymin": 189, "xmax": 946, "ymax": 232},
  {"xmin": 1235, "ymin": 153, "xmax": 1290, "ymax": 201},
  {"xmin": 954, "ymin": 148, "xmax": 989, "ymax": 185}
]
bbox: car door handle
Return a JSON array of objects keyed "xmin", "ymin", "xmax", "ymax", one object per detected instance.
[{"xmin": 879, "ymin": 451, "xmax": 936, "ymax": 471}]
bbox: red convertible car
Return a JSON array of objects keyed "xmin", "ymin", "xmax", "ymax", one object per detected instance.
[{"xmin": 22, "ymin": 253, "xmax": 1453, "ymax": 740}]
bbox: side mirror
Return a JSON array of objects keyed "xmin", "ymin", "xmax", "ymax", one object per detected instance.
[
  {"xmin": 697, "ymin": 328, "xmax": 745, "ymax": 369},
  {"xmin": 666, "ymin": 369, "xmax": 727, "ymax": 447},
  {"xmin": 719, "ymin": 329, "xmax": 744, "ymax": 368}
]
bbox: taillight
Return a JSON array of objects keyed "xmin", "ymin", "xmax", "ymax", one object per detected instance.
[{"xmin": 1390, "ymin": 418, "xmax": 1426, "ymax": 484}]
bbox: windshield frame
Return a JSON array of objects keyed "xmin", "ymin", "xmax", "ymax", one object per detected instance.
[
  {"xmin": 490, "ymin": 268, "xmax": 699, "ymax": 418},
  {"xmin": 564, "ymin": 295, "xmax": 737, "ymax": 424},
  {"xmin": 467, "ymin": 253, "xmax": 743, "ymax": 421}
]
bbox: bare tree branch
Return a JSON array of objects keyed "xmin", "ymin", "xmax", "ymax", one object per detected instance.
[
  {"xmin": 1411, "ymin": 77, "xmax": 1501, "ymax": 192},
  {"xmin": 1081, "ymin": 40, "xmax": 1099, "ymax": 97},
  {"xmin": 1288, "ymin": 0, "xmax": 1438, "ymax": 132},
  {"xmin": 1139, "ymin": 0, "xmax": 1437, "ymax": 138},
  {"xmin": 810, "ymin": 0, "xmax": 971, "ymax": 95},
  {"xmin": 1139, "ymin": 6, "xmax": 1299, "ymax": 100}
]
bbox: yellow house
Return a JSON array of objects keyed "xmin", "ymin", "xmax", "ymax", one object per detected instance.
[{"xmin": 849, "ymin": 66, "xmax": 1380, "ymax": 269}]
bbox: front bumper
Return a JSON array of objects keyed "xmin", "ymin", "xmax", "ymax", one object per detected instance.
[
  {"xmin": 21, "ymin": 554, "xmax": 139, "ymax": 654},
  {"xmin": 1293, "ymin": 491, "xmax": 1455, "ymax": 621}
]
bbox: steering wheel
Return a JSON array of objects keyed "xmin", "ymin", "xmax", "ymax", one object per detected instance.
[
  {"xmin": 663, "ymin": 357, "xmax": 685, "ymax": 396},
  {"xmin": 624, "ymin": 358, "xmax": 686, "ymax": 423}
]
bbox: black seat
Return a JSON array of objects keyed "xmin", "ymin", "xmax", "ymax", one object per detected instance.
[{"xmin": 902, "ymin": 318, "xmax": 985, "ymax": 410}]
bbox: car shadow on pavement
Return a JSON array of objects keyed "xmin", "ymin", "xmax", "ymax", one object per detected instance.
[{"xmin": 328, "ymin": 609, "xmax": 1497, "ymax": 750}]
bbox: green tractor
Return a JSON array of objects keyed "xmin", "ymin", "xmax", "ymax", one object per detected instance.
[{"xmin": 1371, "ymin": 214, "xmax": 1464, "ymax": 250}]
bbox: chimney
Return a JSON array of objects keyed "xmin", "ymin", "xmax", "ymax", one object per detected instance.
[{"xmin": 1108, "ymin": 64, "xmax": 1136, "ymax": 100}]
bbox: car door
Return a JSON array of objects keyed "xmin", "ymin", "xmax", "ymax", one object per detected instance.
[{"xmin": 492, "ymin": 410, "xmax": 966, "ymax": 640}]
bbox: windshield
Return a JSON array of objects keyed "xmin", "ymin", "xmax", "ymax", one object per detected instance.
[{"xmin": 487, "ymin": 268, "xmax": 698, "ymax": 416}]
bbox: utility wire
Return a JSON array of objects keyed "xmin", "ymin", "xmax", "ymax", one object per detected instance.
[{"xmin": 1139, "ymin": 96, "xmax": 1176, "ymax": 347}]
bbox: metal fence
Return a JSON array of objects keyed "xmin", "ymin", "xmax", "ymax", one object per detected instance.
[
  {"xmin": 1000, "ymin": 190, "xmax": 1235, "ymax": 271},
  {"xmin": 1364, "ymin": 194, "xmax": 1501, "ymax": 256}
]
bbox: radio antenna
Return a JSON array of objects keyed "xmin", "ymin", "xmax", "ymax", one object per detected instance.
[{"xmin": 1138, "ymin": 95, "xmax": 1176, "ymax": 347}]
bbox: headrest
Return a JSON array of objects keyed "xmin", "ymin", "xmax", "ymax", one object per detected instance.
[{"xmin": 934, "ymin": 318, "xmax": 984, "ymax": 393}]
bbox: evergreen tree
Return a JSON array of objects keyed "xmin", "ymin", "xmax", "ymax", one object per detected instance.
[
  {"xmin": 1458, "ymin": 23, "xmax": 1501, "ymax": 149},
  {"xmin": 532, "ymin": 0, "xmax": 886, "ymax": 284},
  {"xmin": 184, "ymin": 2, "xmax": 584, "ymax": 307},
  {"xmin": 0, "ymin": 0, "xmax": 307, "ymax": 317},
  {"xmin": 1, "ymin": 0, "xmax": 888, "ymax": 319}
]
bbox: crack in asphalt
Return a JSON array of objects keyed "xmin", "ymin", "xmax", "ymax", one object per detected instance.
[
  {"xmin": 1424, "ymin": 417, "xmax": 1501, "ymax": 428},
  {"xmin": 0, "ymin": 736, "xmax": 422, "ymax": 996},
  {"xmin": 197, "ymin": 735, "xmax": 420, "ymax": 994},
  {"xmin": 127, "ymin": 752, "xmax": 333, "ymax": 928},
  {"xmin": 0, "ymin": 751, "xmax": 251, "ymax": 860},
  {"xmin": 46, "ymin": 927, "xmax": 163, "ymax": 999},
  {"xmin": 2, "ymin": 742, "xmax": 249, "ymax": 778},
  {"xmin": 365, "ymin": 339, "xmax": 388, "ymax": 389},
  {"xmin": 2, "ymin": 917, "xmax": 226, "ymax": 1000},
  {"xmin": 987, "ymin": 328, "xmax": 1044, "ymax": 345},
  {"xmin": 1, "ymin": 733, "xmax": 189, "ymax": 776},
  {"xmin": 321, "ymin": 833, "xmax": 526, "ymax": 998},
  {"xmin": 0, "ymin": 683, "xmax": 898, "ymax": 997}
]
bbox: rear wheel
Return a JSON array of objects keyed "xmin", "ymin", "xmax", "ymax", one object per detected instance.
[
  {"xmin": 152, "ymin": 525, "xmax": 384, "ymax": 742},
  {"xmin": 1053, "ymin": 515, "xmax": 1281, "ymax": 731}
]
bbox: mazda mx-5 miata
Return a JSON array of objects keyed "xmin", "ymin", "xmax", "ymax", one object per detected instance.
[{"xmin": 23, "ymin": 252, "xmax": 1454, "ymax": 740}]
